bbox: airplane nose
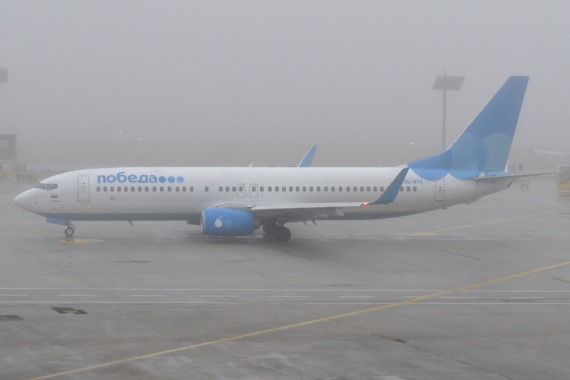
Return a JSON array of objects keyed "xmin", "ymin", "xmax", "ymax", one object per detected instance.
[{"xmin": 15, "ymin": 190, "xmax": 35, "ymax": 212}]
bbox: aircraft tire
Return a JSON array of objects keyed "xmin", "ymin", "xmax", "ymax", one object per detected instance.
[
  {"xmin": 274, "ymin": 226, "xmax": 291, "ymax": 242},
  {"xmin": 262, "ymin": 221, "xmax": 278, "ymax": 234},
  {"xmin": 64, "ymin": 226, "xmax": 75, "ymax": 237}
]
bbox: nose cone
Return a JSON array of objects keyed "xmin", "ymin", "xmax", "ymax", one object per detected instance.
[{"xmin": 15, "ymin": 190, "xmax": 35, "ymax": 212}]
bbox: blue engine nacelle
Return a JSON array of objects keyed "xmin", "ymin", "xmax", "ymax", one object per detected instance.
[{"xmin": 201, "ymin": 208, "xmax": 256, "ymax": 236}]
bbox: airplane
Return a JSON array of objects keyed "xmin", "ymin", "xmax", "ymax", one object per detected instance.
[{"xmin": 15, "ymin": 76, "xmax": 530, "ymax": 242}]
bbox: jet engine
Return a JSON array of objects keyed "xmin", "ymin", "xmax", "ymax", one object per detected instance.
[{"xmin": 201, "ymin": 208, "xmax": 256, "ymax": 236}]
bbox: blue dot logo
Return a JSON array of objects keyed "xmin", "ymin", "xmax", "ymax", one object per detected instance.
[{"xmin": 159, "ymin": 176, "xmax": 166, "ymax": 183}]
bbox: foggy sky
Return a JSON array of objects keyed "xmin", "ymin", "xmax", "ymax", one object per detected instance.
[{"xmin": 0, "ymin": 1, "xmax": 569, "ymax": 169}]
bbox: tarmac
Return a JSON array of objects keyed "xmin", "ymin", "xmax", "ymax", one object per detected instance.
[{"xmin": 1, "ymin": 177, "xmax": 569, "ymax": 380}]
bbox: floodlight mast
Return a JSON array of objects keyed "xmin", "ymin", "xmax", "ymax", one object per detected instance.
[
  {"xmin": 0, "ymin": 69, "xmax": 7, "ymax": 132},
  {"xmin": 433, "ymin": 73, "xmax": 464, "ymax": 150}
]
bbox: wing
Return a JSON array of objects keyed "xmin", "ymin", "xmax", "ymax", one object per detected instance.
[{"xmin": 208, "ymin": 168, "xmax": 409, "ymax": 223}]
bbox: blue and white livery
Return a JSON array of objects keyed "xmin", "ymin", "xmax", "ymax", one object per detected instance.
[{"xmin": 15, "ymin": 77, "xmax": 530, "ymax": 241}]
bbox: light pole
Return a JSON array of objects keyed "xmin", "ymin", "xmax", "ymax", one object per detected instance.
[{"xmin": 433, "ymin": 73, "xmax": 464, "ymax": 150}]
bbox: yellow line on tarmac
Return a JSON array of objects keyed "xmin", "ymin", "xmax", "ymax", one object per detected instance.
[
  {"xmin": 28, "ymin": 259, "xmax": 570, "ymax": 380},
  {"xmin": 60, "ymin": 238, "xmax": 105, "ymax": 244}
]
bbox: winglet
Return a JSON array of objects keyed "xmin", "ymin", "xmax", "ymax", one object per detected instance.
[
  {"xmin": 297, "ymin": 145, "xmax": 318, "ymax": 167},
  {"xmin": 371, "ymin": 168, "xmax": 409, "ymax": 205}
]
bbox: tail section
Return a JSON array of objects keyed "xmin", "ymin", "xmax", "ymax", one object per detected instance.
[{"xmin": 408, "ymin": 76, "xmax": 529, "ymax": 181}]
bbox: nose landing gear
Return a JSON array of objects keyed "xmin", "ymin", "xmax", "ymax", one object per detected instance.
[{"xmin": 64, "ymin": 225, "xmax": 75, "ymax": 237}]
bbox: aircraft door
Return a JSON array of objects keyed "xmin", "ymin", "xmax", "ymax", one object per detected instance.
[
  {"xmin": 249, "ymin": 183, "xmax": 258, "ymax": 198},
  {"xmin": 435, "ymin": 179, "xmax": 445, "ymax": 202},
  {"xmin": 236, "ymin": 183, "xmax": 246, "ymax": 198},
  {"xmin": 77, "ymin": 175, "xmax": 90, "ymax": 202}
]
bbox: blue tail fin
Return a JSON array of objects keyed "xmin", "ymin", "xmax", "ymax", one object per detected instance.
[{"xmin": 408, "ymin": 76, "xmax": 529, "ymax": 181}]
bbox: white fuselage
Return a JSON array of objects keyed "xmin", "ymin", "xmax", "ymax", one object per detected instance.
[{"xmin": 15, "ymin": 166, "xmax": 509, "ymax": 224}]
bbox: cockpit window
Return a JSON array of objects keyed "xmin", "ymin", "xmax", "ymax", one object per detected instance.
[{"xmin": 34, "ymin": 183, "xmax": 58, "ymax": 191}]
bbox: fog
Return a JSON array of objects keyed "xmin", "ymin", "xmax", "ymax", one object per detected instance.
[{"xmin": 1, "ymin": 1, "xmax": 569, "ymax": 169}]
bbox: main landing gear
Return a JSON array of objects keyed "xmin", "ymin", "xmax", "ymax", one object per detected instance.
[
  {"xmin": 262, "ymin": 222, "xmax": 291, "ymax": 242},
  {"xmin": 64, "ymin": 225, "xmax": 75, "ymax": 237}
]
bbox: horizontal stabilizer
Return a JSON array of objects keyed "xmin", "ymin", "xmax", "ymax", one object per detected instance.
[{"xmin": 473, "ymin": 172, "xmax": 553, "ymax": 183}]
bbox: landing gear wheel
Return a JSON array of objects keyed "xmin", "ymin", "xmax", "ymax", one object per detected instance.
[
  {"xmin": 64, "ymin": 226, "xmax": 75, "ymax": 237},
  {"xmin": 262, "ymin": 221, "xmax": 291, "ymax": 242},
  {"xmin": 262, "ymin": 221, "xmax": 278, "ymax": 234},
  {"xmin": 274, "ymin": 226, "xmax": 291, "ymax": 242}
]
